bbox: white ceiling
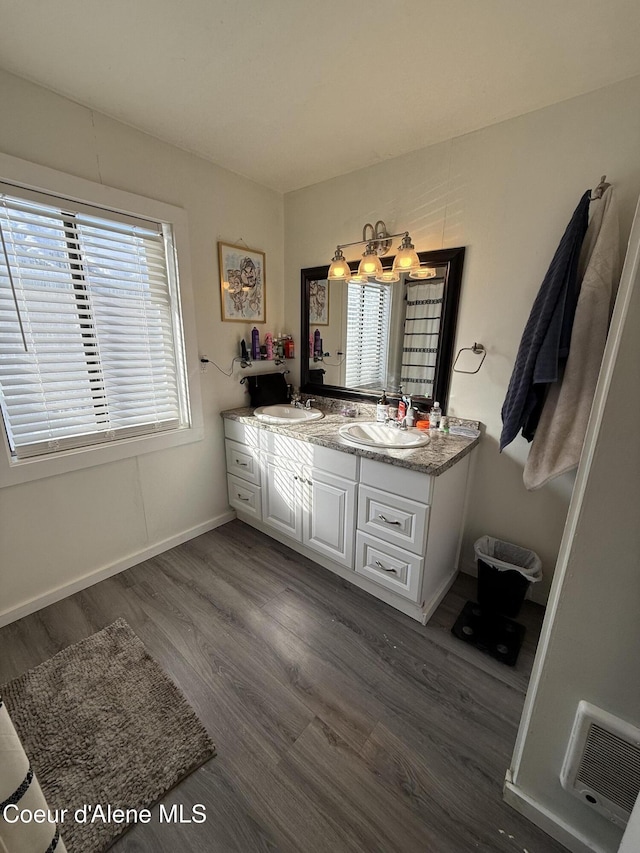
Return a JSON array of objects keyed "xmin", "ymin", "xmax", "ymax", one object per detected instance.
[{"xmin": 1, "ymin": 0, "xmax": 640, "ymax": 193}]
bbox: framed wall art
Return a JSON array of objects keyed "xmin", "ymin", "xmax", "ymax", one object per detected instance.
[
  {"xmin": 218, "ymin": 241, "xmax": 266, "ymax": 322},
  {"xmin": 308, "ymin": 278, "xmax": 329, "ymax": 325}
]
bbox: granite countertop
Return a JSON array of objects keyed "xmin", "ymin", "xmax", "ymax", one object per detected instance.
[{"xmin": 221, "ymin": 403, "xmax": 481, "ymax": 477}]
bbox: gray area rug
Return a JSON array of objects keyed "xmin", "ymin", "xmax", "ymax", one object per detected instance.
[{"xmin": 1, "ymin": 619, "xmax": 215, "ymax": 853}]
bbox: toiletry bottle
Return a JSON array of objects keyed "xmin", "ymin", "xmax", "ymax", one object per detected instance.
[
  {"xmin": 251, "ymin": 327, "xmax": 260, "ymax": 361},
  {"xmin": 439, "ymin": 415, "xmax": 449, "ymax": 434},
  {"xmin": 397, "ymin": 398, "xmax": 407, "ymax": 422},
  {"xmin": 285, "ymin": 336, "xmax": 294, "ymax": 359},
  {"xmin": 405, "ymin": 397, "xmax": 415, "ymax": 427},
  {"xmin": 309, "ymin": 334, "xmax": 313, "ymax": 358},
  {"xmin": 429, "ymin": 401, "xmax": 442, "ymax": 432},
  {"xmin": 314, "ymin": 329, "xmax": 321, "ymax": 358},
  {"xmin": 376, "ymin": 391, "xmax": 390, "ymax": 423},
  {"xmin": 265, "ymin": 333, "xmax": 273, "ymax": 360}
]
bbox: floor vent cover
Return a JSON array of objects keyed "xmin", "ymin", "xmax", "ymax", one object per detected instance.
[{"xmin": 561, "ymin": 701, "xmax": 640, "ymax": 827}]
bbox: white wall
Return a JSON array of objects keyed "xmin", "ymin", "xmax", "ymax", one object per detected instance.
[
  {"xmin": 0, "ymin": 69, "xmax": 285, "ymax": 623},
  {"xmin": 284, "ymin": 74, "xmax": 640, "ymax": 601},
  {"xmin": 506, "ymin": 199, "xmax": 640, "ymax": 853}
]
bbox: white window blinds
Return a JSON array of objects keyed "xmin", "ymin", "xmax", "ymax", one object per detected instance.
[
  {"xmin": 345, "ymin": 280, "xmax": 391, "ymax": 389},
  {"xmin": 0, "ymin": 186, "xmax": 189, "ymax": 459}
]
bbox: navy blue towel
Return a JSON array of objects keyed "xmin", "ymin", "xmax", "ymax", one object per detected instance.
[
  {"xmin": 500, "ymin": 191, "xmax": 591, "ymax": 451},
  {"xmin": 246, "ymin": 373, "xmax": 289, "ymax": 407}
]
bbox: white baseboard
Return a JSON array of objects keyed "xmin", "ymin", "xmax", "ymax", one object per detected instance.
[
  {"xmin": 503, "ymin": 774, "xmax": 608, "ymax": 853},
  {"xmin": 0, "ymin": 510, "xmax": 236, "ymax": 628}
]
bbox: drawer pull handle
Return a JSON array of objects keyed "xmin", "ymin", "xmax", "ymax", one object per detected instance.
[
  {"xmin": 237, "ymin": 494, "xmax": 250, "ymax": 502},
  {"xmin": 374, "ymin": 560, "xmax": 397, "ymax": 574},
  {"xmin": 378, "ymin": 514, "xmax": 401, "ymax": 526},
  {"xmin": 235, "ymin": 460, "xmax": 249, "ymax": 467}
]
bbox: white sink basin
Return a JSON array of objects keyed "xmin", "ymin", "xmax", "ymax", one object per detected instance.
[
  {"xmin": 339, "ymin": 421, "xmax": 430, "ymax": 449},
  {"xmin": 254, "ymin": 404, "xmax": 324, "ymax": 424}
]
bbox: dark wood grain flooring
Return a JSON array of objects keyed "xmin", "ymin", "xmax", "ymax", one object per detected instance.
[{"xmin": 0, "ymin": 519, "xmax": 566, "ymax": 853}]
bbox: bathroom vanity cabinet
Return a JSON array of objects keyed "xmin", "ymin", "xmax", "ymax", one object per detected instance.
[{"xmin": 223, "ymin": 415, "xmax": 475, "ymax": 624}]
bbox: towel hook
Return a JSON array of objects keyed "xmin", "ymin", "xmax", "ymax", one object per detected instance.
[
  {"xmin": 453, "ymin": 342, "xmax": 486, "ymax": 375},
  {"xmin": 590, "ymin": 176, "xmax": 611, "ymax": 201}
]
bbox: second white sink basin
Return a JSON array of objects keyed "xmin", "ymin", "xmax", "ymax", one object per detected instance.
[
  {"xmin": 339, "ymin": 421, "xmax": 430, "ymax": 449},
  {"xmin": 254, "ymin": 404, "xmax": 324, "ymax": 424}
]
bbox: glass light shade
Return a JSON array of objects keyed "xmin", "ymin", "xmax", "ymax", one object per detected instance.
[
  {"xmin": 328, "ymin": 247, "xmax": 351, "ymax": 280},
  {"xmin": 375, "ymin": 270, "xmax": 400, "ymax": 283},
  {"xmin": 357, "ymin": 244, "xmax": 383, "ymax": 278},
  {"xmin": 392, "ymin": 233, "xmax": 420, "ymax": 273},
  {"xmin": 409, "ymin": 266, "xmax": 437, "ymax": 280}
]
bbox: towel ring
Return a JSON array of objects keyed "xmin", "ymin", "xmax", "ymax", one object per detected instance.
[{"xmin": 453, "ymin": 343, "xmax": 486, "ymax": 375}]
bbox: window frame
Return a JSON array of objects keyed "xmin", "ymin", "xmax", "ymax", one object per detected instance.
[{"xmin": 0, "ymin": 152, "xmax": 203, "ymax": 488}]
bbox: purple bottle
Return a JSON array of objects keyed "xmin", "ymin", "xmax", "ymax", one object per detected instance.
[{"xmin": 251, "ymin": 327, "xmax": 260, "ymax": 360}]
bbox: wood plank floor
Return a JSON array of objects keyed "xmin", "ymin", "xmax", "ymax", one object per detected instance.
[{"xmin": 0, "ymin": 519, "xmax": 567, "ymax": 853}]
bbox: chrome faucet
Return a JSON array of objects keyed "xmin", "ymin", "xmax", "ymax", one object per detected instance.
[
  {"xmin": 304, "ymin": 398, "xmax": 316, "ymax": 409},
  {"xmin": 385, "ymin": 414, "xmax": 407, "ymax": 430}
]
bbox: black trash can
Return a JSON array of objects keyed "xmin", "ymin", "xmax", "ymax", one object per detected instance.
[{"xmin": 474, "ymin": 536, "xmax": 542, "ymax": 618}]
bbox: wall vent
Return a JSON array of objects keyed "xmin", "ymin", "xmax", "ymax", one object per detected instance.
[{"xmin": 560, "ymin": 701, "xmax": 640, "ymax": 828}]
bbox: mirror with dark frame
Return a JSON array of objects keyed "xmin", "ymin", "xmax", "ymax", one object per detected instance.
[{"xmin": 300, "ymin": 247, "xmax": 465, "ymax": 411}]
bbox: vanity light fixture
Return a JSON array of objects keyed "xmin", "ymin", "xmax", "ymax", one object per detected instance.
[
  {"xmin": 327, "ymin": 247, "xmax": 351, "ymax": 281},
  {"xmin": 357, "ymin": 242, "xmax": 384, "ymax": 279},
  {"xmin": 375, "ymin": 270, "xmax": 401, "ymax": 283},
  {"xmin": 409, "ymin": 266, "xmax": 437, "ymax": 280},
  {"xmin": 392, "ymin": 233, "xmax": 421, "ymax": 274},
  {"xmin": 327, "ymin": 220, "xmax": 429, "ymax": 283}
]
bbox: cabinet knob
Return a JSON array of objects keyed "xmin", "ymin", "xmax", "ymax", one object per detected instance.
[
  {"xmin": 374, "ymin": 560, "xmax": 397, "ymax": 574},
  {"xmin": 294, "ymin": 475, "xmax": 299, "ymax": 480},
  {"xmin": 306, "ymin": 479, "xmax": 313, "ymax": 486},
  {"xmin": 378, "ymin": 514, "xmax": 401, "ymax": 526}
]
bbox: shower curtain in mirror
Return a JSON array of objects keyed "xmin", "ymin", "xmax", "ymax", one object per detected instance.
[{"xmin": 400, "ymin": 279, "xmax": 444, "ymax": 398}]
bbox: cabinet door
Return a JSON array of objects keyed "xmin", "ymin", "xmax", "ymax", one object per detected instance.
[
  {"xmin": 303, "ymin": 469, "xmax": 356, "ymax": 568},
  {"xmin": 262, "ymin": 457, "xmax": 303, "ymax": 541}
]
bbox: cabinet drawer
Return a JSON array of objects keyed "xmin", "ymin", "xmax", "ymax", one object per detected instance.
[
  {"xmin": 357, "ymin": 485, "xmax": 429, "ymax": 554},
  {"xmin": 260, "ymin": 431, "xmax": 357, "ymax": 479},
  {"xmin": 225, "ymin": 439, "xmax": 261, "ymax": 485},
  {"xmin": 227, "ymin": 474, "xmax": 262, "ymax": 520},
  {"xmin": 355, "ymin": 532, "xmax": 423, "ymax": 602},
  {"xmin": 224, "ymin": 418, "xmax": 260, "ymax": 449},
  {"xmin": 360, "ymin": 457, "xmax": 432, "ymax": 503}
]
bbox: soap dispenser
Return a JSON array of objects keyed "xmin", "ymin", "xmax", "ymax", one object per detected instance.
[
  {"xmin": 405, "ymin": 397, "xmax": 415, "ymax": 427},
  {"xmin": 376, "ymin": 391, "xmax": 390, "ymax": 423}
]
